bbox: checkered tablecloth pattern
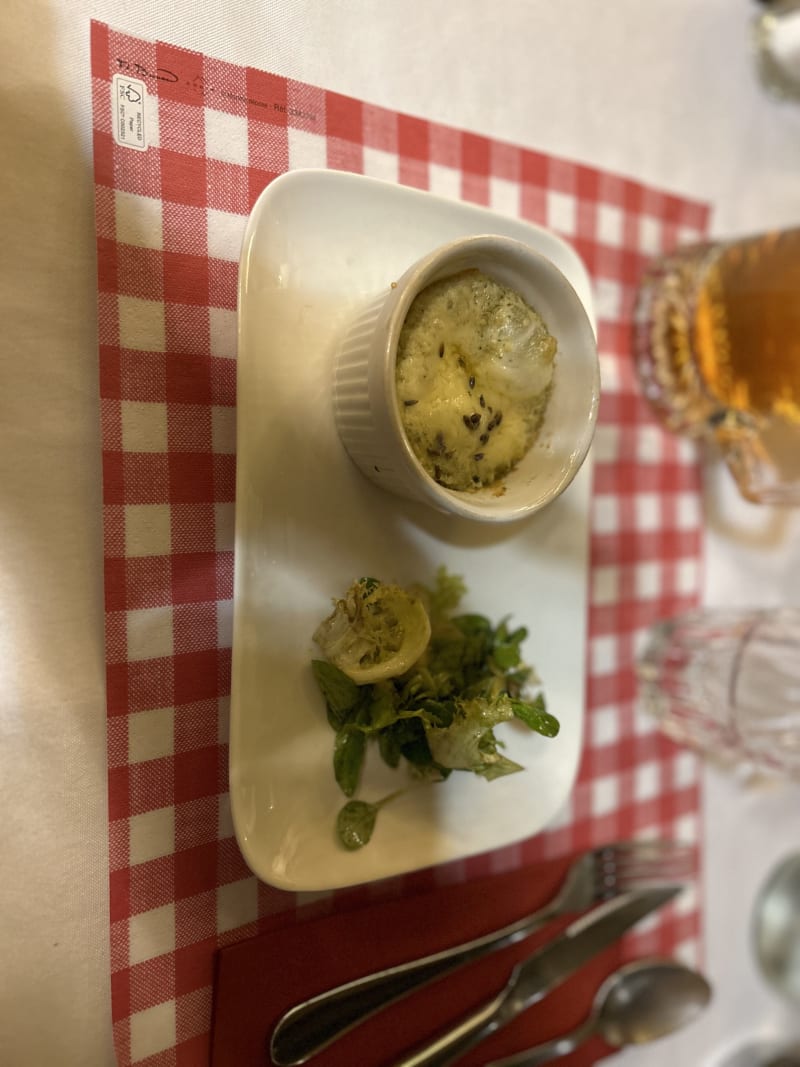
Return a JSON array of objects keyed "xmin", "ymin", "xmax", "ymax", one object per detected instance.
[{"xmin": 91, "ymin": 20, "xmax": 709, "ymax": 1066}]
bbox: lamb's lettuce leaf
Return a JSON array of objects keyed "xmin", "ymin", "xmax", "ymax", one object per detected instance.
[{"xmin": 311, "ymin": 567, "xmax": 559, "ymax": 850}]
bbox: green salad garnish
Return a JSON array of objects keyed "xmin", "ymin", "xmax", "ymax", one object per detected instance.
[{"xmin": 311, "ymin": 567, "xmax": 559, "ymax": 850}]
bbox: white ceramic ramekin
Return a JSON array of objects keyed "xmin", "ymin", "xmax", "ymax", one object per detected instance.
[{"xmin": 333, "ymin": 234, "xmax": 599, "ymax": 523}]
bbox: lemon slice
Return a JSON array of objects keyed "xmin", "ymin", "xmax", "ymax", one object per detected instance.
[{"xmin": 313, "ymin": 579, "xmax": 431, "ymax": 684}]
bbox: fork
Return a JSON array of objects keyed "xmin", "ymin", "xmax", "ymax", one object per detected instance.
[{"xmin": 269, "ymin": 839, "xmax": 694, "ymax": 1066}]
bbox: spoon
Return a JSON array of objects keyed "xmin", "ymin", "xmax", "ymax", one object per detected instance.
[
  {"xmin": 484, "ymin": 957, "xmax": 711, "ymax": 1066},
  {"xmin": 753, "ymin": 851, "xmax": 800, "ymax": 1005},
  {"xmin": 714, "ymin": 1041, "xmax": 800, "ymax": 1067},
  {"xmin": 765, "ymin": 1052, "xmax": 800, "ymax": 1067}
]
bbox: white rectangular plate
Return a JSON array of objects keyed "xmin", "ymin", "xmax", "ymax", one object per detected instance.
[{"xmin": 232, "ymin": 170, "xmax": 596, "ymax": 892}]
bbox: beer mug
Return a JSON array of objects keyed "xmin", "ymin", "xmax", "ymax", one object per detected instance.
[{"xmin": 633, "ymin": 228, "xmax": 800, "ymax": 504}]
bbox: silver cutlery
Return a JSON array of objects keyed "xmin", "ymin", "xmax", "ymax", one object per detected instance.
[
  {"xmin": 390, "ymin": 886, "xmax": 680, "ymax": 1067},
  {"xmin": 270, "ymin": 839, "xmax": 693, "ymax": 1066},
  {"xmin": 484, "ymin": 956, "xmax": 711, "ymax": 1065},
  {"xmin": 753, "ymin": 851, "xmax": 800, "ymax": 1005},
  {"xmin": 716, "ymin": 1042, "xmax": 800, "ymax": 1067}
]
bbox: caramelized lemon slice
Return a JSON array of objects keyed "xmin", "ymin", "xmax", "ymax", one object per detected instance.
[{"xmin": 313, "ymin": 579, "xmax": 431, "ymax": 684}]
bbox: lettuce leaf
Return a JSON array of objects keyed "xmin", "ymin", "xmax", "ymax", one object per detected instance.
[
  {"xmin": 311, "ymin": 569, "xmax": 560, "ymax": 850},
  {"xmin": 425, "ymin": 694, "xmax": 524, "ymax": 778}
]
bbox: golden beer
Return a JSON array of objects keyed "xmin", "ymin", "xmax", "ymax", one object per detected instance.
[{"xmin": 634, "ymin": 228, "xmax": 800, "ymax": 504}]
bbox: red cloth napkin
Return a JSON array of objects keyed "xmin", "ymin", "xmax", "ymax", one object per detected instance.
[{"xmin": 211, "ymin": 855, "xmax": 675, "ymax": 1067}]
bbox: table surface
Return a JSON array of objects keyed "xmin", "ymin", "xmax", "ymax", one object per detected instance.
[{"xmin": 3, "ymin": 2, "xmax": 800, "ymax": 1065}]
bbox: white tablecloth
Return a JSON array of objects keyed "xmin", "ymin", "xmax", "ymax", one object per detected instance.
[{"xmin": 3, "ymin": 1, "xmax": 800, "ymax": 1064}]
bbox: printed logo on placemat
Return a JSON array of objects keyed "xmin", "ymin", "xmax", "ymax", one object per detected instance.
[{"xmin": 112, "ymin": 73, "xmax": 147, "ymax": 151}]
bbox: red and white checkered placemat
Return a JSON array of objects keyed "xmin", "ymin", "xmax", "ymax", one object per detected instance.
[{"xmin": 91, "ymin": 20, "xmax": 709, "ymax": 1066}]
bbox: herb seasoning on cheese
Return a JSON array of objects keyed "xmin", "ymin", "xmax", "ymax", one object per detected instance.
[{"xmin": 395, "ymin": 269, "xmax": 556, "ymax": 491}]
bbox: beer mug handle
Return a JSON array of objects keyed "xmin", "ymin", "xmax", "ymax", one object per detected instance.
[{"xmin": 711, "ymin": 409, "xmax": 799, "ymax": 505}]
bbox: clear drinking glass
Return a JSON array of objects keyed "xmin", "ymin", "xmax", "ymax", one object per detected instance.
[
  {"xmin": 636, "ymin": 608, "xmax": 800, "ymax": 777},
  {"xmin": 632, "ymin": 228, "xmax": 800, "ymax": 505},
  {"xmin": 754, "ymin": 0, "xmax": 800, "ymax": 102}
]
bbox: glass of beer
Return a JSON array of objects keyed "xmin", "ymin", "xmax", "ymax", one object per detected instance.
[{"xmin": 633, "ymin": 228, "xmax": 800, "ymax": 504}]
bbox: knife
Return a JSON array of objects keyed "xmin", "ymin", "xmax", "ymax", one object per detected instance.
[{"xmin": 388, "ymin": 885, "xmax": 680, "ymax": 1067}]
